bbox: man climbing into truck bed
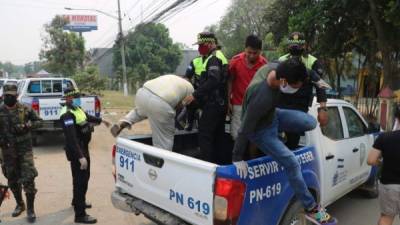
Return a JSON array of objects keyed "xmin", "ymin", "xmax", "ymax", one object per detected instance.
[{"xmin": 232, "ymin": 57, "xmax": 338, "ymax": 225}]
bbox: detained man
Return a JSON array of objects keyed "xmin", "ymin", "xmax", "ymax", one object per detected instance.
[{"xmin": 231, "ymin": 58, "xmax": 337, "ymax": 225}]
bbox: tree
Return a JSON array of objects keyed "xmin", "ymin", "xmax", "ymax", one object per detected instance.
[
  {"xmin": 213, "ymin": 0, "xmax": 273, "ymax": 58},
  {"xmin": 72, "ymin": 66, "xmax": 107, "ymax": 95},
  {"xmin": 24, "ymin": 61, "xmax": 43, "ymax": 74},
  {"xmin": 40, "ymin": 15, "xmax": 85, "ymax": 76},
  {"xmin": 113, "ymin": 22, "xmax": 182, "ymax": 89},
  {"xmin": 367, "ymin": 0, "xmax": 400, "ymax": 89}
]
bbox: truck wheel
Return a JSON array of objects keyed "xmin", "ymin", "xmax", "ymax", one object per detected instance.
[{"xmin": 279, "ymin": 200, "xmax": 312, "ymax": 225}]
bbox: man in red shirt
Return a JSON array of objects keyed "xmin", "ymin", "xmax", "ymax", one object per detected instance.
[{"xmin": 228, "ymin": 35, "xmax": 267, "ymax": 140}]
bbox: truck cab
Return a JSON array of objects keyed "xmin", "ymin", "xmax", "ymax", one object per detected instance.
[{"xmin": 111, "ymin": 99, "xmax": 379, "ymax": 225}]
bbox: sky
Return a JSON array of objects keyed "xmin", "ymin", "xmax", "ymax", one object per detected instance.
[{"xmin": 0, "ymin": 0, "xmax": 232, "ymax": 65}]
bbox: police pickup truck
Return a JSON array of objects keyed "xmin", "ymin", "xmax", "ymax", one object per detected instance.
[
  {"xmin": 17, "ymin": 78, "xmax": 101, "ymax": 145},
  {"xmin": 111, "ymin": 99, "xmax": 379, "ymax": 225}
]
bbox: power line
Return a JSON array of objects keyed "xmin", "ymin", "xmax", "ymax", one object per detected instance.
[
  {"xmin": 164, "ymin": 0, "xmax": 226, "ymax": 27},
  {"xmin": 159, "ymin": 0, "xmax": 199, "ymax": 23}
]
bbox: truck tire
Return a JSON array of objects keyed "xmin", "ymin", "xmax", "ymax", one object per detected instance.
[{"xmin": 279, "ymin": 200, "xmax": 312, "ymax": 225}]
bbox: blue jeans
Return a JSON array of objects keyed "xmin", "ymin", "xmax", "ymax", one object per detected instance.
[{"xmin": 248, "ymin": 108, "xmax": 317, "ymax": 210}]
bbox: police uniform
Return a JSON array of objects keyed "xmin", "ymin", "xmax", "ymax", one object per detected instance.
[
  {"xmin": 60, "ymin": 88, "xmax": 101, "ymax": 223},
  {"xmin": 192, "ymin": 32, "xmax": 229, "ymax": 164},
  {"xmin": 278, "ymin": 32, "xmax": 327, "ymax": 149},
  {"xmin": 0, "ymin": 83, "xmax": 41, "ymax": 222},
  {"xmin": 183, "ymin": 50, "xmax": 228, "ymax": 131}
]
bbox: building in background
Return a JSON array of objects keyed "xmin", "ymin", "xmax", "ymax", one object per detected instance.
[{"xmin": 174, "ymin": 49, "xmax": 198, "ymax": 76}]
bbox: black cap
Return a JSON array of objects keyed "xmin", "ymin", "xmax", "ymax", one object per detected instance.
[{"xmin": 194, "ymin": 32, "xmax": 217, "ymax": 45}]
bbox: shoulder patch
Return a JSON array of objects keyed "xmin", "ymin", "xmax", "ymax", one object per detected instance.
[{"xmin": 64, "ymin": 119, "xmax": 74, "ymax": 126}]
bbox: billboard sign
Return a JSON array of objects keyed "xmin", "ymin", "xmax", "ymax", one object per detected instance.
[{"xmin": 63, "ymin": 15, "xmax": 98, "ymax": 32}]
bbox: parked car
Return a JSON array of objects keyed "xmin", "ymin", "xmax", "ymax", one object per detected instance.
[
  {"xmin": 110, "ymin": 98, "xmax": 380, "ymax": 225},
  {"xmin": 17, "ymin": 78, "xmax": 101, "ymax": 145}
]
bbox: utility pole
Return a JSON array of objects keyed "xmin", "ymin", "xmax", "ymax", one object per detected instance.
[{"xmin": 117, "ymin": 0, "xmax": 128, "ymax": 96}]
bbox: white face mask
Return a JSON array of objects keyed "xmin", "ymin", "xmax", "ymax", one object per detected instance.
[{"xmin": 280, "ymin": 83, "xmax": 300, "ymax": 94}]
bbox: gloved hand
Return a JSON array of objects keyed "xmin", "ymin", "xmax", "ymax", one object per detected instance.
[
  {"xmin": 79, "ymin": 157, "xmax": 88, "ymax": 170},
  {"xmin": 233, "ymin": 160, "xmax": 248, "ymax": 179}
]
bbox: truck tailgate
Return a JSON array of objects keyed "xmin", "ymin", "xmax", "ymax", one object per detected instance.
[
  {"xmin": 38, "ymin": 97, "xmax": 96, "ymax": 120},
  {"xmin": 115, "ymin": 137, "xmax": 217, "ymax": 225}
]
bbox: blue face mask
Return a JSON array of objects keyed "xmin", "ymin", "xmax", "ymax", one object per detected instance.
[{"xmin": 72, "ymin": 98, "xmax": 81, "ymax": 107}]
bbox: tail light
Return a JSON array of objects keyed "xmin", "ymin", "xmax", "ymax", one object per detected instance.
[
  {"xmin": 31, "ymin": 98, "xmax": 40, "ymax": 115},
  {"xmin": 112, "ymin": 145, "xmax": 116, "ymax": 182},
  {"xmin": 95, "ymin": 97, "xmax": 101, "ymax": 117},
  {"xmin": 214, "ymin": 178, "xmax": 246, "ymax": 225}
]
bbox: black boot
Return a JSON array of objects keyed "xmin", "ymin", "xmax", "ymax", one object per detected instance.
[
  {"xmin": 75, "ymin": 215, "xmax": 97, "ymax": 224},
  {"xmin": 11, "ymin": 189, "xmax": 25, "ymax": 217},
  {"xmin": 72, "ymin": 201, "xmax": 92, "ymax": 209},
  {"xmin": 26, "ymin": 193, "xmax": 36, "ymax": 223}
]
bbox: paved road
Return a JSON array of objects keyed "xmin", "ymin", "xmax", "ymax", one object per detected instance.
[{"xmin": 0, "ymin": 121, "xmax": 398, "ymax": 225}]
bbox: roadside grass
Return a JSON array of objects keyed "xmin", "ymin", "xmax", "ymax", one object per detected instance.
[{"xmin": 100, "ymin": 90, "xmax": 134, "ymax": 109}]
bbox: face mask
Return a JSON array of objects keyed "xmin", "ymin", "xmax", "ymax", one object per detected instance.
[
  {"xmin": 280, "ymin": 83, "xmax": 300, "ymax": 94},
  {"xmin": 198, "ymin": 44, "xmax": 209, "ymax": 56},
  {"xmin": 289, "ymin": 45, "xmax": 304, "ymax": 56},
  {"xmin": 4, "ymin": 95, "xmax": 17, "ymax": 107},
  {"xmin": 72, "ymin": 98, "xmax": 81, "ymax": 107}
]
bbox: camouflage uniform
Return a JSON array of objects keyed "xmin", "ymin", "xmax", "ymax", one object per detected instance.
[{"xmin": 0, "ymin": 83, "xmax": 41, "ymax": 222}]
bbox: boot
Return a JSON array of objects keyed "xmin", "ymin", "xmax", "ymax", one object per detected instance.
[
  {"xmin": 26, "ymin": 193, "xmax": 36, "ymax": 223},
  {"xmin": 11, "ymin": 189, "xmax": 25, "ymax": 217}
]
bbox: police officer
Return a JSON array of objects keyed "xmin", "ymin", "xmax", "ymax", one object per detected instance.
[
  {"xmin": 60, "ymin": 88, "xmax": 110, "ymax": 224},
  {"xmin": 0, "ymin": 83, "xmax": 41, "ymax": 223},
  {"xmin": 183, "ymin": 32, "xmax": 229, "ymax": 164},
  {"xmin": 182, "ymin": 39, "xmax": 228, "ymax": 131},
  {"xmin": 278, "ymin": 32, "xmax": 329, "ymax": 149}
]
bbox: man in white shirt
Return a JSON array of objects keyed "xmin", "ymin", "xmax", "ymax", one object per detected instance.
[{"xmin": 113, "ymin": 75, "xmax": 194, "ymax": 150}]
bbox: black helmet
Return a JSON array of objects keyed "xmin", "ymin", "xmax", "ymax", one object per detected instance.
[{"xmin": 288, "ymin": 32, "xmax": 306, "ymax": 56}]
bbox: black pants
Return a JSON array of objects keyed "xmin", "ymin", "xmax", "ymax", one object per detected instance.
[
  {"xmin": 285, "ymin": 132, "xmax": 301, "ymax": 150},
  {"xmin": 70, "ymin": 156, "xmax": 90, "ymax": 218},
  {"xmin": 198, "ymin": 104, "xmax": 227, "ymax": 164},
  {"xmin": 282, "ymin": 107, "xmax": 308, "ymax": 150}
]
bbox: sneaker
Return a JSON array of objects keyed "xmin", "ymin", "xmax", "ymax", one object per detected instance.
[{"xmin": 305, "ymin": 205, "xmax": 337, "ymax": 225}]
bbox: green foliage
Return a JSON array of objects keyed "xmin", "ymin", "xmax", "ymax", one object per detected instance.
[
  {"xmin": 24, "ymin": 61, "xmax": 43, "ymax": 74},
  {"xmin": 0, "ymin": 61, "xmax": 21, "ymax": 75},
  {"xmin": 213, "ymin": 0, "xmax": 273, "ymax": 58},
  {"xmin": 72, "ymin": 66, "xmax": 107, "ymax": 95},
  {"xmin": 113, "ymin": 22, "xmax": 182, "ymax": 89},
  {"xmin": 40, "ymin": 15, "xmax": 85, "ymax": 77}
]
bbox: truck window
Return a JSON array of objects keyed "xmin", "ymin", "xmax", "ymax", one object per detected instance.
[
  {"xmin": 42, "ymin": 80, "xmax": 52, "ymax": 93},
  {"xmin": 321, "ymin": 107, "xmax": 344, "ymax": 140},
  {"xmin": 53, "ymin": 80, "xmax": 62, "ymax": 92},
  {"xmin": 343, "ymin": 107, "xmax": 366, "ymax": 138},
  {"xmin": 0, "ymin": 80, "xmax": 4, "ymax": 87},
  {"xmin": 28, "ymin": 81, "xmax": 41, "ymax": 93}
]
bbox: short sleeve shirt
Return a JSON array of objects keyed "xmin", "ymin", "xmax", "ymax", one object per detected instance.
[{"xmin": 373, "ymin": 130, "xmax": 400, "ymax": 184}]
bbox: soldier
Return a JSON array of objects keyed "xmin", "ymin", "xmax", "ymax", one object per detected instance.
[
  {"xmin": 0, "ymin": 83, "xmax": 42, "ymax": 223},
  {"xmin": 60, "ymin": 88, "xmax": 110, "ymax": 224}
]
